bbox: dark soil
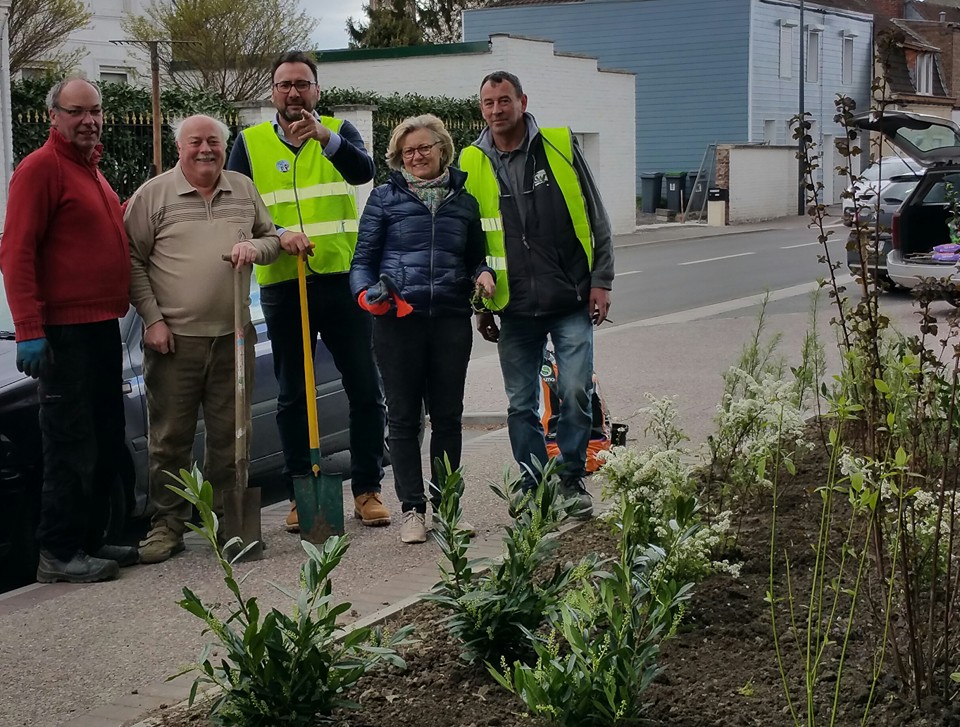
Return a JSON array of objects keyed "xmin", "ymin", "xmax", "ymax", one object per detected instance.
[{"xmin": 151, "ymin": 436, "xmax": 960, "ymax": 727}]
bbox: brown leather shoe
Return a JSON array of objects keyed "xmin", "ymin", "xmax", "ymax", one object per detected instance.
[
  {"xmin": 354, "ymin": 492, "xmax": 391, "ymax": 526},
  {"xmin": 284, "ymin": 501, "xmax": 300, "ymax": 533}
]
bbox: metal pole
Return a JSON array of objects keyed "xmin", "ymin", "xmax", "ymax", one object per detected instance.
[
  {"xmin": 798, "ymin": 0, "xmax": 806, "ymax": 216},
  {"xmin": 149, "ymin": 41, "xmax": 162, "ymax": 176}
]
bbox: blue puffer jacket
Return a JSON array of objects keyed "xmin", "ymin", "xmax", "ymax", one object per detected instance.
[{"xmin": 350, "ymin": 167, "xmax": 488, "ymax": 318}]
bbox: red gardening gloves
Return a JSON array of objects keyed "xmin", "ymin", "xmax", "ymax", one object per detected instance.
[{"xmin": 358, "ymin": 274, "xmax": 413, "ymax": 317}]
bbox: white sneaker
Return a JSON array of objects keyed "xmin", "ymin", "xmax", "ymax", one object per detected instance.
[
  {"xmin": 400, "ymin": 510, "xmax": 427, "ymax": 544},
  {"xmin": 431, "ymin": 513, "xmax": 476, "ymax": 537}
]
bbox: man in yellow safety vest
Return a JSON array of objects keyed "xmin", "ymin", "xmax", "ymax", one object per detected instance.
[
  {"xmin": 227, "ymin": 51, "xmax": 390, "ymax": 532},
  {"xmin": 459, "ymin": 71, "xmax": 615, "ymax": 519}
]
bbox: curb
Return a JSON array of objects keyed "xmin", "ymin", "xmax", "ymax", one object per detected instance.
[{"xmin": 461, "ymin": 411, "xmax": 507, "ymax": 427}]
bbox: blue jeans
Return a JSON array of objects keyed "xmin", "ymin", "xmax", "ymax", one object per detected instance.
[
  {"xmin": 497, "ymin": 308, "xmax": 594, "ymax": 484},
  {"xmin": 260, "ymin": 273, "xmax": 385, "ymax": 497}
]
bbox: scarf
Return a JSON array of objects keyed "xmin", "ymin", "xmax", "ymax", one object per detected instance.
[{"xmin": 402, "ymin": 167, "xmax": 450, "ymax": 214}]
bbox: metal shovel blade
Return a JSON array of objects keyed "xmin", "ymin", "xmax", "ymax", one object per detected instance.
[
  {"xmin": 222, "ymin": 486, "xmax": 264, "ymax": 561},
  {"xmin": 293, "ymin": 469, "xmax": 345, "ymax": 544}
]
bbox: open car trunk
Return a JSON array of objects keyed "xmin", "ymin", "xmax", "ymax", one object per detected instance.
[
  {"xmin": 896, "ymin": 170, "xmax": 960, "ymax": 261},
  {"xmin": 852, "ymin": 111, "xmax": 960, "ymax": 262}
]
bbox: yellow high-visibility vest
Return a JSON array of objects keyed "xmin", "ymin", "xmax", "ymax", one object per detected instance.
[
  {"xmin": 459, "ymin": 127, "xmax": 592, "ymax": 311},
  {"xmin": 243, "ymin": 118, "xmax": 359, "ymax": 285}
]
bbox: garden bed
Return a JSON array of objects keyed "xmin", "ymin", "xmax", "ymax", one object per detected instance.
[{"xmin": 151, "ymin": 436, "xmax": 955, "ymax": 727}]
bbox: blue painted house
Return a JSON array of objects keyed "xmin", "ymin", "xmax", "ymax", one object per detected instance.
[{"xmin": 464, "ymin": 0, "xmax": 874, "ymax": 199}]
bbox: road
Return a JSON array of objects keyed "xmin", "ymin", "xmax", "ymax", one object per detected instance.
[{"xmin": 608, "ymin": 224, "xmax": 847, "ymax": 324}]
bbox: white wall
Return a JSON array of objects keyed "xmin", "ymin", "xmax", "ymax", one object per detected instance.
[
  {"xmin": 319, "ymin": 35, "xmax": 637, "ymax": 235},
  {"xmin": 727, "ymin": 145, "xmax": 798, "ymax": 222},
  {"xmin": 44, "ymin": 0, "xmax": 151, "ymax": 82}
]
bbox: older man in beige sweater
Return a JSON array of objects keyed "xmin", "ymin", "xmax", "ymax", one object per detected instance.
[{"xmin": 124, "ymin": 114, "xmax": 281, "ymax": 564}]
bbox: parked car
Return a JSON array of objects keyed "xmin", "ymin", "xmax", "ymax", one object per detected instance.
[
  {"xmin": 0, "ymin": 279, "xmax": 353, "ymax": 590},
  {"xmin": 846, "ymin": 176, "xmax": 919, "ymax": 286},
  {"xmin": 852, "ymin": 111, "xmax": 960, "ymax": 298},
  {"xmin": 842, "ymin": 156, "xmax": 920, "ymax": 226}
]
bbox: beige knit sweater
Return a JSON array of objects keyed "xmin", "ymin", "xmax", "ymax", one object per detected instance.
[{"xmin": 124, "ymin": 163, "xmax": 280, "ymax": 337}]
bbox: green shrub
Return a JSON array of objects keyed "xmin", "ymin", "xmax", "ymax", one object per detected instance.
[
  {"xmin": 490, "ymin": 499, "xmax": 694, "ymax": 726},
  {"xmin": 167, "ymin": 465, "xmax": 412, "ymax": 727},
  {"xmin": 426, "ymin": 457, "xmax": 596, "ymax": 665}
]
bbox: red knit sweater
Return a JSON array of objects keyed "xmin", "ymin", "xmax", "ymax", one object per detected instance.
[{"xmin": 0, "ymin": 129, "xmax": 130, "ymax": 341}]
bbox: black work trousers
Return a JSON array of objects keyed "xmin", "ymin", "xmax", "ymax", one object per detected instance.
[
  {"xmin": 35, "ymin": 320, "xmax": 126, "ymax": 561},
  {"xmin": 373, "ymin": 314, "xmax": 473, "ymax": 513}
]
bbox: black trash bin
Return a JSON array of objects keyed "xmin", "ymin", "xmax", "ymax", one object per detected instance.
[
  {"xmin": 664, "ymin": 172, "xmax": 687, "ymax": 213},
  {"xmin": 640, "ymin": 172, "xmax": 662, "ymax": 214},
  {"xmin": 685, "ymin": 170, "xmax": 707, "ymax": 216}
]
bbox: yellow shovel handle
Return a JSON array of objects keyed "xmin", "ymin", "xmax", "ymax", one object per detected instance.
[{"xmin": 297, "ymin": 256, "xmax": 321, "ymax": 463}]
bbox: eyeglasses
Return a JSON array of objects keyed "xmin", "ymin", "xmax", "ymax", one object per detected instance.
[
  {"xmin": 401, "ymin": 141, "xmax": 441, "ymax": 160},
  {"xmin": 54, "ymin": 105, "xmax": 103, "ymax": 118},
  {"xmin": 273, "ymin": 80, "xmax": 318, "ymax": 93}
]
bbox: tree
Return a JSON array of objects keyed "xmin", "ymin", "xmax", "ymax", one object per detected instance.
[
  {"xmin": 418, "ymin": 0, "xmax": 487, "ymax": 44},
  {"xmin": 346, "ymin": 0, "xmax": 422, "ymax": 49},
  {"xmin": 122, "ymin": 0, "xmax": 317, "ymax": 102},
  {"xmin": 7, "ymin": 0, "xmax": 92, "ymax": 75}
]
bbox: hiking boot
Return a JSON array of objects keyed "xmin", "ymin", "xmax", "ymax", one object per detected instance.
[
  {"xmin": 285, "ymin": 501, "xmax": 300, "ymax": 533},
  {"xmin": 36, "ymin": 550, "xmax": 119, "ymax": 584},
  {"xmin": 354, "ymin": 492, "xmax": 391, "ymax": 526},
  {"xmin": 138, "ymin": 524, "xmax": 185, "ymax": 564},
  {"xmin": 399, "ymin": 510, "xmax": 427, "ymax": 544},
  {"xmin": 91, "ymin": 544, "xmax": 139, "ymax": 567},
  {"xmin": 560, "ymin": 477, "xmax": 594, "ymax": 520},
  {"xmin": 431, "ymin": 512, "xmax": 476, "ymax": 537}
]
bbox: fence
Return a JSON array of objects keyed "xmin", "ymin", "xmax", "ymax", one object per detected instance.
[
  {"xmin": 13, "ymin": 110, "xmax": 242, "ymax": 199},
  {"xmin": 14, "ymin": 109, "xmax": 484, "ymax": 195}
]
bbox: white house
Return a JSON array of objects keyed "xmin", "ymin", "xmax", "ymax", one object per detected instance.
[
  {"xmin": 304, "ymin": 34, "xmax": 637, "ymax": 235},
  {"xmin": 21, "ymin": 0, "xmax": 151, "ymax": 82}
]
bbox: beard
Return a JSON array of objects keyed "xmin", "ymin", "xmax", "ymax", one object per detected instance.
[{"xmin": 280, "ymin": 105, "xmax": 305, "ymax": 123}]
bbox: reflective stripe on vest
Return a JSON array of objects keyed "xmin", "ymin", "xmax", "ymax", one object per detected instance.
[
  {"xmin": 242, "ymin": 118, "xmax": 359, "ymax": 285},
  {"xmin": 459, "ymin": 128, "xmax": 593, "ymax": 312}
]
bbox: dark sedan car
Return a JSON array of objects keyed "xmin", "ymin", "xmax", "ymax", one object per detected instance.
[
  {"xmin": 847, "ymin": 177, "xmax": 919, "ymax": 287},
  {"xmin": 0, "ymin": 280, "xmax": 352, "ymax": 589}
]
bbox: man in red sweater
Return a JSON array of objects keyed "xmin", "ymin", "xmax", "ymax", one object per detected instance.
[{"xmin": 0, "ymin": 76, "xmax": 136, "ymax": 583}]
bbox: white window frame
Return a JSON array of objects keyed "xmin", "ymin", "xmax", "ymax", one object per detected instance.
[
  {"xmin": 779, "ymin": 20, "xmax": 796, "ymax": 80},
  {"xmin": 806, "ymin": 27, "xmax": 822, "ymax": 84},
  {"xmin": 99, "ymin": 67, "xmax": 130, "ymax": 85},
  {"xmin": 916, "ymin": 52, "xmax": 934, "ymax": 95},
  {"xmin": 842, "ymin": 36, "xmax": 854, "ymax": 85}
]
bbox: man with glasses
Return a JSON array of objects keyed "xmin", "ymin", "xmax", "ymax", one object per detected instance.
[
  {"xmin": 227, "ymin": 51, "xmax": 389, "ymax": 533},
  {"xmin": 0, "ymin": 76, "xmax": 136, "ymax": 582},
  {"xmin": 459, "ymin": 71, "xmax": 615, "ymax": 519}
]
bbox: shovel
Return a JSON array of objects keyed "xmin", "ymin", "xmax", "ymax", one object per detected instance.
[
  {"xmin": 220, "ymin": 253, "xmax": 264, "ymax": 561},
  {"xmin": 292, "ymin": 254, "xmax": 345, "ymax": 543}
]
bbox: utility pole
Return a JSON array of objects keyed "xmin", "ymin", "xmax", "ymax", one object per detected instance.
[
  {"xmin": 798, "ymin": 0, "xmax": 806, "ymax": 216},
  {"xmin": 110, "ymin": 39, "xmax": 198, "ymax": 176},
  {"xmin": 0, "ymin": 0, "xmax": 13, "ymax": 205}
]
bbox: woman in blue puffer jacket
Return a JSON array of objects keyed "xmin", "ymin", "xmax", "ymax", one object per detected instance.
[{"xmin": 350, "ymin": 114, "xmax": 495, "ymax": 545}]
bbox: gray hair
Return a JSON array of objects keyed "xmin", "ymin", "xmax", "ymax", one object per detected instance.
[
  {"xmin": 45, "ymin": 75, "xmax": 101, "ymax": 112},
  {"xmin": 170, "ymin": 114, "xmax": 231, "ymax": 144},
  {"xmin": 385, "ymin": 114, "xmax": 455, "ymax": 171}
]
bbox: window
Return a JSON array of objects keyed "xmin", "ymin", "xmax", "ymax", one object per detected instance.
[
  {"xmin": 763, "ymin": 120, "xmax": 777, "ymax": 144},
  {"xmin": 842, "ymin": 37, "xmax": 854, "ymax": 85},
  {"xmin": 20, "ymin": 67, "xmax": 48, "ymax": 80},
  {"xmin": 779, "ymin": 24, "xmax": 794, "ymax": 79},
  {"xmin": 806, "ymin": 29, "xmax": 821, "ymax": 83},
  {"xmin": 916, "ymin": 52, "xmax": 933, "ymax": 95},
  {"xmin": 100, "ymin": 68, "xmax": 129, "ymax": 85}
]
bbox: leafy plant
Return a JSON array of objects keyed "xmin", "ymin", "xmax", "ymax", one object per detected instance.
[
  {"xmin": 598, "ymin": 420, "xmax": 738, "ymax": 582},
  {"xmin": 426, "ymin": 457, "xmax": 592, "ymax": 665},
  {"xmin": 167, "ymin": 465, "xmax": 412, "ymax": 726},
  {"xmin": 490, "ymin": 498, "xmax": 694, "ymax": 726}
]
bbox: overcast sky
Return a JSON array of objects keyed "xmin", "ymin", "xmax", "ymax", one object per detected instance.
[{"xmin": 310, "ymin": 0, "xmax": 367, "ymax": 50}]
